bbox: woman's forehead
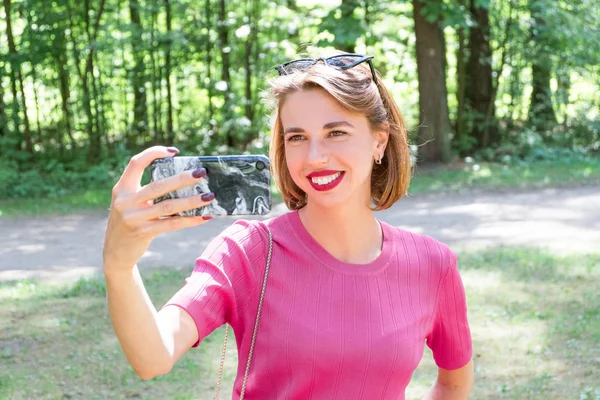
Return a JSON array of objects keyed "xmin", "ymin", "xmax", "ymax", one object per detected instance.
[{"xmin": 280, "ymin": 88, "xmax": 366, "ymax": 130}]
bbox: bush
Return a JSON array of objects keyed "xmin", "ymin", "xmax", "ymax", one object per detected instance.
[{"xmin": 0, "ymin": 157, "xmax": 120, "ymax": 200}]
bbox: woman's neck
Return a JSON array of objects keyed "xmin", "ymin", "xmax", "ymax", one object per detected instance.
[{"xmin": 298, "ymin": 201, "xmax": 383, "ymax": 265}]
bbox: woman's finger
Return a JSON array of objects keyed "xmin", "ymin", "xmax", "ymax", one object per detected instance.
[
  {"xmin": 134, "ymin": 167, "xmax": 207, "ymax": 204},
  {"xmin": 114, "ymin": 146, "xmax": 180, "ymax": 193}
]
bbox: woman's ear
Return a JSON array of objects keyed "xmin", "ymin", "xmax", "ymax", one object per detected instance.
[{"xmin": 373, "ymin": 121, "xmax": 390, "ymax": 155}]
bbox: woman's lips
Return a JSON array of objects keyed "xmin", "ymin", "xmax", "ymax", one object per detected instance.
[{"xmin": 307, "ymin": 171, "xmax": 345, "ymax": 192}]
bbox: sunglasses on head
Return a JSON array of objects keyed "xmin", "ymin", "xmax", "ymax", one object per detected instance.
[{"xmin": 274, "ymin": 54, "xmax": 377, "ymax": 84}]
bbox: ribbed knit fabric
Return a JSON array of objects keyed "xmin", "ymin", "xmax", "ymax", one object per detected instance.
[{"xmin": 164, "ymin": 210, "xmax": 472, "ymax": 399}]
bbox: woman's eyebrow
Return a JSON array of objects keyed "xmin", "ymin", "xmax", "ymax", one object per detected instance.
[
  {"xmin": 322, "ymin": 120, "xmax": 355, "ymax": 130},
  {"xmin": 283, "ymin": 120, "xmax": 355, "ymax": 135},
  {"xmin": 283, "ymin": 126, "xmax": 305, "ymax": 134}
]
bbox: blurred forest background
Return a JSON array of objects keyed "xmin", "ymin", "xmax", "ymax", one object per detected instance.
[{"xmin": 0, "ymin": 0, "xmax": 599, "ymax": 200}]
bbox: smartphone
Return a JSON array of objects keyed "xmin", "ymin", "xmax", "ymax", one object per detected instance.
[{"xmin": 149, "ymin": 155, "xmax": 271, "ymax": 217}]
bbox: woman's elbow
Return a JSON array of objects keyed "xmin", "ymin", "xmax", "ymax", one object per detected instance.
[{"xmin": 133, "ymin": 362, "xmax": 173, "ymax": 380}]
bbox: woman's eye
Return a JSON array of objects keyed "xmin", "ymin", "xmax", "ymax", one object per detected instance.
[
  {"xmin": 286, "ymin": 134, "xmax": 304, "ymax": 142},
  {"xmin": 329, "ymin": 130, "xmax": 347, "ymax": 137}
]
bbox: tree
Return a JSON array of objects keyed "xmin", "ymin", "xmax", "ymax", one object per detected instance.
[
  {"xmin": 3, "ymin": 0, "xmax": 33, "ymax": 154},
  {"xmin": 217, "ymin": 0, "xmax": 233, "ymax": 147},
  {"xmin": 412, "ymin": 0, "xmax": 452, "ymax": 163},
  {"xmin": 466, "ymin": 0, "xmax": 497, "ymax": 149},
  {"xmin": 527, "ymin": 0, "xmax": 556, "ymax": 133},
  {"xmin": 163, "ymin": 0, "xmax": 175, "ymax": 144},
  {"xmin": 129, "ymin": 0, "xmax": 149, "ymax": 146},
  {"xmin": 0, "ymin": 55, "xmax": 6, "ymax": 138}
]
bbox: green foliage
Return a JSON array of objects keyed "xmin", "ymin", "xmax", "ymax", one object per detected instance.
[
  {"xmin": 0, "ymin": 155, "xmax": 119, "ymax": 200},
  {"xmin": 470, "ymin": 120, "xmax": 600, "ymax": 163},
  {"xmin": 0, "ymin": 0, "xmax": 598, "ymax": 176},
  {"xmin": 318, "ymin": 0, "xmax": 366, "ymax": 51}
]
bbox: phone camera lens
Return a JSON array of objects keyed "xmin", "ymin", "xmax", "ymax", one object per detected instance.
[{"xmin": 256, "ymin": 161, "xmax": 266, "ymax": 171}]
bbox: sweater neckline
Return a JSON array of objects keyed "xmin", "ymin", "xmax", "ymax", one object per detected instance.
[{"xmin": 288, "ymin": 209, "xmax": 395, "ymax": 275}]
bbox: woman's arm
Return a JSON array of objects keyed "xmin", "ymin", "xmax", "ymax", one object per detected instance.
[
  {"xmin": 106, "ymin": 266, "xmax": 199, "ymax": 379},
  {"xmin": 103, "ymin": 146, "xmax": 213, "ymax": 379},
  {"xmin": 422, "ymin": 359, "xmax": 474, "ymax": 400}
]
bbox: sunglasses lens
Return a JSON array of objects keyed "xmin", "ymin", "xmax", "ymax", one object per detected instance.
[
  {"xmin": 327, "ymin": 55, "xmax": 363, "ymax": 68},
  {"xmin": 279, "ymin": 60, "xmax": 315, "ymax": 75}
]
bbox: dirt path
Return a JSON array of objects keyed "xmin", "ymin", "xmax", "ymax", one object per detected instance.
[{"xmin": 1, "ymin": 185, "xmax": 598, "ymax": 283}]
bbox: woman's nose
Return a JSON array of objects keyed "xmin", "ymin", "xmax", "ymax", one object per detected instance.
[{"xmin": 306, "ymin": 139, "xmax": 328, "ymax": 166}]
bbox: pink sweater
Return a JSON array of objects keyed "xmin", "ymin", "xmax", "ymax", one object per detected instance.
[{"xmin": 165, "ymin": 210, "xmax": 472, "ymax": 399}]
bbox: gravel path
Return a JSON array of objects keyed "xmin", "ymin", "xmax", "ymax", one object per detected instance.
[{"xmin": 1, "ymin": 185, "xmax": 598, "ymax": 283}]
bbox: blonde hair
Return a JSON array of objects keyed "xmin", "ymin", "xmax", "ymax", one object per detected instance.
[{"xmin": 267, "ymin": 52, "xmax": 411, "ymax": 211}]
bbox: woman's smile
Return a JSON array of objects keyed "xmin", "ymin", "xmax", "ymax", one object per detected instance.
[{"xmin": 307, "ymin": 171, "xmax": 346, "ymax": 191}]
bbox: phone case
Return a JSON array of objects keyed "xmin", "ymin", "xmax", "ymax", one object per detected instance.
[{"xmin": 150, "ymin": 155, "xmax": 271, "ymax": 217}]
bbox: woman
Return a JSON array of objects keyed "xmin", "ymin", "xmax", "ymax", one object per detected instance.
[{"xmin": 103, "ymin": 52, "xmax": 473, "ymax": 399}]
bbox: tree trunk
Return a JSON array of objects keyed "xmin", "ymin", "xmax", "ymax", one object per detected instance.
[
  {"xmin": 466, "ymin": 0, "xmax": 496, "ymax": 149},
  {"xmin": 91, "ymin": 53, "xmax": 103, "ymax": 146},
  {"xmin": 66, "ymin": 0, "xmax": 84, "ymax": 144},
  {"xmin": 412, "ymin": 0, "xmax": 452, "ymax": 163},
  {"xmin": 164, "ymin": 0, "xmax": 175, "ymax": 144},
  {"xmin": 3, "ymin": 0, "xmax": 33, "ymax": 153},
  {"xmin": 24, "ymin": 10, "xmax": 42, "ymax": 145},
  {"xmin": 82, "ymin": 0, "xmax": 107, "ymax": 164},
  {"xmin": 30, "ymin": 64, "xmax": 43, "ymax": 145},
  {"xmin": 243, "ymin": 0, "xmax": 258, "ymax": 145},
  {"xmin": 93, "ymin": 51, "xmax": 108, "ymax": 148},
  {"xmin": 58, "ymin": 50, "xmax": 75, "ymax": 153},
  {"xmin": 81, "ymin": 0, "xmax": 96, "ymax": 158},
  {"xmin": 556, "ymin": 65, "xmax": 570, "ymax": 127},
  {"xmin": 456, "ymin": 24, "xmax": 467, "ymax": 151},
  {"xmin": 130, "ymin": 0, "xmax": 149, "ymax": 146},
  {"xmin": 150, "ymin": 0, "xmax": 161, "ymax": 143},
  {"xmin": 0, "ymin": 61, "xmax": 6, "ymax": 137},
  {"xmin": 17, "ymin": 67, "xmax": 32, "ymax": 152},
  {"xmin": 218, "ymin": 0, "xmax": 233, "ymax": 147},
  {"xmin": 528, "ymin": 0, "xmax": 556, "ymax": 134},
  {"xmin": 204, "ymin": 0, "xmax": 214, "ymax": 130}
]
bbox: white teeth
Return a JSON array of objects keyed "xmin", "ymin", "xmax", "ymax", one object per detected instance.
[{"xmin": 311, "ymin": 172, "xmax": 341, "ymax": 185}]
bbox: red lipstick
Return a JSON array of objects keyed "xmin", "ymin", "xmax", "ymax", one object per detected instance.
[{"xmin": 306, "ymin": 171, "xmax": 345, "ymax": 192}]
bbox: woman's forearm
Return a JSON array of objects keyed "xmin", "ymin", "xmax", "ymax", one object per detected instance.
[{"xmin": 105, "ymin": 265, "xmax": 172, "ymax": 379}]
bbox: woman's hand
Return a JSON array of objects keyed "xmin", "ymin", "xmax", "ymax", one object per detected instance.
[{"xmin": 102, "ymin": 146, "xmax": 214, "ymax": 272}]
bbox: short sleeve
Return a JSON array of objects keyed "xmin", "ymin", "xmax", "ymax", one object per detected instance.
[
  {"xmin": 425, "ymin": 248, "xmax": 473, "ymax": 370},
  {"xmin": 162, "ymin": 220, "xmax": 266, "ymax": 347}
]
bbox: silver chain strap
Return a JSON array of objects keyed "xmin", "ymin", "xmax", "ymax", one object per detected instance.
[{"xmin": 214, "ymin": 227, "xmax": 273, "ymax": 400}]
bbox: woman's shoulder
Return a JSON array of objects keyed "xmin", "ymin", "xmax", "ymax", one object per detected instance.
[
  {"xmin": 380, "ymin": 221, "xmax": 457, "ymax": 274},
  {"xmin": 220, "ymin": 212, "xmax": 293, "ymax": 247}
]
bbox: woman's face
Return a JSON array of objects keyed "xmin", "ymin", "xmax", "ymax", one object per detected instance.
[{"xmin": 280, "ymin": 87, "xmax": 387, "ymax": 210}]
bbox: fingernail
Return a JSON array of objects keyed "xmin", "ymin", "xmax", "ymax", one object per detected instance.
[
  {"xmin": 167, "ymin": 147, "xmax": 179, "ymax": 154},
  {"xmin": 201, "ymin": 192, "xmax": 215, "ymax": 201},
  {"xmin": 202, "ymin": 215, "xmax": 213, "ymax": 221},
  {"xmin": 192, "ymin": 168, "xmax": 207, "ymax": 178}
]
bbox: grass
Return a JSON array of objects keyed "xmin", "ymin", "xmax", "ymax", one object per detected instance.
[
  {"xmin": 408, "ymin": 157, "xmax": 600, "ymax": 196},
  {"xmin": 0, "ymin": 157, "xmax": 598, "ymax": 217},
  {"xmin": 0, "ymin": 188, "xmax": 113, "ymax": 217},
  {"xmin": 1, "ymin": 248, "xmax": 599, "ymax": 399}
]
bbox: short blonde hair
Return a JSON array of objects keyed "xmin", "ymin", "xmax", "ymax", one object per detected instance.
[{"xmin": 267, "ymin": 52, "xmax": 411, "ymax": 211}]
